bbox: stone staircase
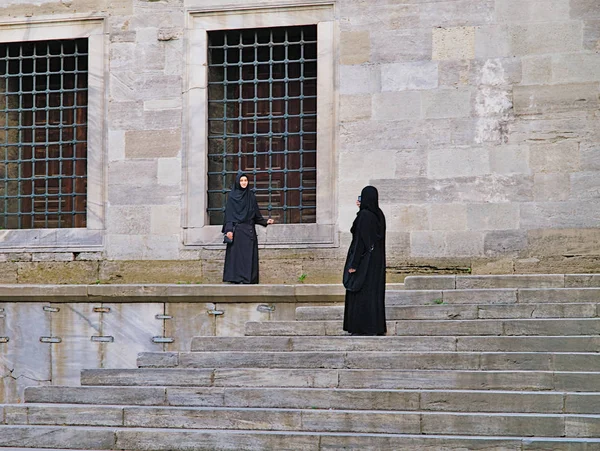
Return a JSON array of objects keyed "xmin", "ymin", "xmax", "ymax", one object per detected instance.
[{"xmin": 2, "ymin": 275, "xmax": 600, "ymax": 450}]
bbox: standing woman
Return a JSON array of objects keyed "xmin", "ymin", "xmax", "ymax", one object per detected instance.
[
  {"xmin": 343, "ymin": 185, "xmax": 387, "ymax": 336},
  {"xmin": 222, "ymin": 173, "xmax": 274, "ymax": 284}
]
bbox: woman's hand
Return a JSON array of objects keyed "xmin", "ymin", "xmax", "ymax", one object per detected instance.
[
  {"xmin": 226, "ymin": 232, "xmax": 233, "ymax": 240},
  {"xmin": 348, "ymin": 268, "xmax": 356, "ymax": 273},
  {"xmin": 267, "ymin": 218, "xmax": 275, "ymax": 225}
]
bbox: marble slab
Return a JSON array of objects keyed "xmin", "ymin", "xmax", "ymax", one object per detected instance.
[
  {"xmin": 165, "ymin": 303, "xmax": 216, "ymax": 352},
  {"xmin": 0, "ymin": 303, "xmax": 51, "ymax": 403},
  {"xmin": 101, "ymin": 303, "xmax": 164, "ymax": 369},
  {"xmin": 215, "ymin": 303, "xmax": 267, "ymax": 337},
  {"xmin": 50, "ymin": 303, "xmax": 102, "ymax": 386}
]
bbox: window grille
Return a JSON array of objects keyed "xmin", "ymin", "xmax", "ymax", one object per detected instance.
[
  {"xmin": 207, "ymin": 25, "xmax": 317, "ymax": 225},
  {"xmin": 0, "ymin": 38, "xmax": 88, "ymax": 229}
]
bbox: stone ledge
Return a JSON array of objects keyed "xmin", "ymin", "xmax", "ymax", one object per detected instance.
[{"xmin": 405, "ymin": 274, "xmax": 600, "ymax": 290}]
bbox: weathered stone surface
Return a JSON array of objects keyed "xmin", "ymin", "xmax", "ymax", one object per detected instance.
[
  {"xmin": 320, "ymin": 435, "xmax": 521, "ymax": 451},
  {"xmin": 565, "ymin": 394, "xmax": 600, "ymax": 414},
  {"xmin": 504, "ymin": 319, "xmax": 600, "ymax": 335},
  {"xmin": 422, "ymin": 88, "xmax": 472, "ymax": 119},
  {"xmin": 339, "ymin": 65, "xmax": 380, "ymax": 94},
  {"xmin": 396, "ymin": 319, "xmax": 503, "ymax": 336},
  {"xmin": 16, "ymin": 262, "xmax": 99, "ymax": 284},
  {"xmin": 0, "ymin": 425, "xmax": 116, "ymax": 448},
  {"xmin": 98, "ymin": 260, "xmax": 203, "ymax": 284},
  {"xmin": 339, "ymin": 31, "xmax": 370, "ymax": 65},
  {"xmin": 380, "ymin": 61, "xmax": 438, "ymax": 91},
  {"xmin": 371, "ymin": 29, "xmax": 432, "ymax": 63},
  {"xmin": 24, "ymin": 405, "xmax": 123, "ymax": 426},
  {"xmin": 513, "ymin": 83, "xmax": 599, "ymax": 115},
  {"xmin": 421, "ymin": 390, "xmax": 563, "ymax": 413},
  {"xmin": 432, "ymin": 26, "xmax": 475, "ymax": 61},
  {"xmin": 179, "ymin": 351, "xmax": 347, "ymax": 369},
  {"xmin": 81, "ymin": 368, "xmax": 213, "ymax": 386},
  {"xmin": 410, "ymin": 231, "xmax": 484, "ymax": 257},
  {"xmin": 403, "ymin": 275, "xmax": 456, "ymax": 290},
  {"xmin": 552, "ymin": 54, "xmax": 600, "ymax": 83},
  {"xmin": 385, "ymin": 290, "xmax": 443, "ymax": 305},
  {"xmin": 213, "ymin": 369, "xmax": 338, "ymax": 388},
  {"xmin": 518, "ymin": 288, "xmax": 600, "ymax": 304},
  {"xmin": 339, "ymin": 95, "xmax": 371, "ymax": 122},
  {"xmin": 533, "ymin": 173, "xmax": 571, "ymax": 202},
  {"xmin": 138, "ymin": 352, "xmax": 179, "ymax": 368},
  {"xmin": 386, "ymin": 204, "xmax": 429, "ymax": 232},
  {"xmin": 124, "ymin": 129, "xmax": 181, "ymax": 159},
  {"xmin": 456, "ymin": 336, "xmax": 600, "ymax": 352},
  {"xmin": 520, "ymin": 202, "xmax": 600, "ymax": 229},
  {"xmin": 570, "ymin": 172, "xmax": 600, "ymax": 201},
  {"xmin": 25, "ymin": 386, "xmax": 166, "ymax": 405},
  {"xmin": 371, "ymin": 92, "xmax": 421, "ymax": 121},
  {"xmin": 525, "ymin": 229, "xmax": 600, "ymax": 257},
  {"xmin": 442, "ymin": 289, "xmax": 518, "ymax": 304},
  {"xmin": 484, "ymin": 230, "xmax": 528, "ymax": 255},
  {"xmin": 489, "ymin": 145, "xmax": 530, "ymax": 175},
  {"xmin": 467, "ymin": 203, "xmax": 519, "ymax": 230},
  {"xmin": 478, "ymin": 303, "xmax": 596, "ymax": 319},
  {"xmin": 496, "ymin": 0, "xmax": 570, "ymax": 23},
  {"xmin": 455, "ymin": 275, "xmax": 564, "ymax": 289},
  {"xmin": 565, "ymin": 274, "xmax": 600, "ymax": 288}
]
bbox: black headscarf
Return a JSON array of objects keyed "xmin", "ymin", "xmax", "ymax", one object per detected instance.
[
  {"xmin": 223, "ymin": 173, "xmax": 256, "ymax": 226},
  {"xmin": 353, "ymin": 185, "xmax": 386, "ymax": 239}
]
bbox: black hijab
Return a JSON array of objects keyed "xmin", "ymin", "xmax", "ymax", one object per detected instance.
[
  {"xmin": 224, "ymin": 173, "xmax": 256, "ymax": 225},
  {"xmin": 353, "ymin": 185, "xmax": 386, "ymax": 239}
]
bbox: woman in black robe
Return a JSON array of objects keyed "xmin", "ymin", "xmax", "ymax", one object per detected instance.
[
  {"xmin": 222, "ymin": 173, "xmax": 274, "ymax": 284},
  {"xmin": 343, "ymin": 185, "xmax": 387, "ymax": 336}
]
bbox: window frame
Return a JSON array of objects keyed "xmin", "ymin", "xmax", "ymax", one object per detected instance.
[
  {"xmin": 184, "ymin": 3, "xmax": 337, "ymax": 248},
  {"xmin": 0, "ymin": 17, "xmax": 105, "ymax": 251}
]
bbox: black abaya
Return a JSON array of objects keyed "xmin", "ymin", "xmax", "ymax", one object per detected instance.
[
  {"xmin": 222, "ymin": 174, "xmax": 269, "ymax": 284},
  {"xmin": 343, "ymin": 186, "xmax": 387, "ymax": 335}
]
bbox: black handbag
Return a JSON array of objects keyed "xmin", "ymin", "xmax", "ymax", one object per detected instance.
[{"xmin": 343, "ymin": 244, "xmax": 374, "ymax": 292}]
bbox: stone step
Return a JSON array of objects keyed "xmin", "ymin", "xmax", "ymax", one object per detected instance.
[
  {"xmin": 4, "ymin": 404, "xmax": 600, "ymax": 437},
  {"xmin": 244, "ymin": 318, "xmax": 600, "ymax": 336},
  {"xmin": 137, "ymin": 351, "xmax": 600, "ymax": 372},
  {"xmin": 2, "ymin": 425, "xmax": 600, "ymax": 451},
  {"xmin": 190, "ymin": 335, "xmax": 600, "ymax": 353},
  {"xmin": 403, "ymin": 274, "xmax": 600, "ymax": 290},
  {"xmin": 80, "ymin": 368, "xmax": 600, "ymax": 391},
  {"xmin": 385, "ymin": 288, "xmax": 600, "ymax": 306},
  {"xmin": 23, "ymin": 386, "xmax": 600, "ymax": 414},
  {"xmin": 295, "ymin": 303, "xmax": 599, "ymax": 321}
]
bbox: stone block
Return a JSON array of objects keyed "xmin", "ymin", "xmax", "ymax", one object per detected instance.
[
  {"xmin": 525, "ymin": 229, "xmax": 600, "ymax": 257},
  {"xmin": 584, "ymin": 20, "xmax": 600, "ymax": 51},
  {"xmin": 457, "ymin": 336, "xmax": 600, "ymax": 352},
  {"xmin": 340, "ymin": 31, "xmax": 370, "ymax": 65},
  {"xmin": 0, "ymin": 263, "xmax": 18, "ymax": 283},
  {"xmin": 344, "ymin": 352, "xmax": 480, "ymax": 370},
  {"xmin": 0, "ymin": 426, "xmax": 116, "ymax": 449},
  {"xmin": 471, "ymin": 258, "xmax": 515, "ymax": 275},
  {"xmin": 475, "ymin": 22, "xmax": 583, "ymax": 58},
  {"xmin": 467, "ymin": 203, "xmax": 520, "ymax": 230},
  {"xmin": 520, "ymin": 201, "xmax": 600, "ymax": 229},
  {"xmin": 427, "ymin": 147, "xmax": 489, "ymax": 179},
  {"xmin": 339, "ymin": 95, "xmax": 371, "ymax": 122},
  {"xmin": 125, "ymin": 129, "xmax": 181, "ymax": 159},
  {"xmin": 166, "ymin": 387, "xmax": 225, "ymax": 407},
  {"xmin": 394, "ymin": 149, "xmax": 427, "ymax": 178},
  {"xmin": 432, "ymin": 26, "xmax": 475, "ymax": 61},
  {"xmin": 387, "ymin": 204, "xmax": 429, "ymax": 232},
  {"xmin": 338, "ymin": 369, "xmax": 553, "ymax": 390},
  {"xmin": 108, "ymin": 183, "xmax": 180, "ymax": 205},
  {"xmin": 489, "ymin": 145, "xmax": 530, "ymax": 175},
  {"xmin": 26, "ymin": 405, "xmax": 124, "ymax": 427},
  {"xmin": 371, "ymin": 92, "xmax": 421, "ymax": 121},
  {"xmin": 303, "ymin": 410, "xmax": 421, "ymax": 434},
  {"xmin": 75, "ymin": 252, "xmax": 103, "ymax": 261},
  {"xmin": 381, "ymin": 62, "xmax": 438, "ymax": 91},
  {"xmin": 570, "ymin": 0, "xmax": 600, "ymax": 20},
  {"xmin": 484, "ymin": 230, "xmax": 528, "ymax": 255},
  {"xmin": 496, "ymin": 0, "xmax": 570, "ymax": 23},
  {"xmin": 428, "ymin": 203, "xmax": 467, "ymax": 231},
  {"xmin": 521, "ymin": 56, "xmax": 552, "ymax": 85},
  {"xmin": 165, "ymin": 303, "xmax": 216, "ymax": 352},
  {"xmin": 514, "ymin": 83, "xmax": 599, "ymax": 115},
  {"xmin": 138, "ymin": 352, "xmax": 179, "ymax": 368},
  {"xmin": 515, "ymin": 255, "xmax": 600, "ymax": 274},
  {"xmin": 108, "ymin": 160, "xmax": 158, "ymax": 186},
  {"xmin": 554, "ymin": 372, "xmax": 600, "ymax": 392},
  {"xmin": 144, "ymin": 98, "xmax": 183, "ymax": 111},
  {"xmin": 565, "ymin": 274, "xmax": 600, "ymax": 288},
  {"xmin": 17, "ymin": 262, "xmax": 99, "ymax": 284},
  {"xmin": 179, "ymin": 351, "xmax": 346, "ymax": 369},
  {"xmin": 456, "ymin": 274, "xmax": 564, "ymax": 289},
  {"xmin": 418, "ymin": 0, "xmax": 495, "ymax": 27},
  {"xmin": 25, "ymin": 386, "xmax": 167, "ymax": 406},
  {"xmin": 565, "ymin": 394, "xmax": 600, "ymax": 414},
  {"xmin": 422, "ymin": 88, "xmax": 472, "ymax": 118},
  {"xmin": 214, "ymin": 368, "xmax": 338, "ymax": 388},
  {"xmin": 421, "ymin": 391, "xmax": 563, "ymax": 413},
  {"xmin": 339, "ymin": 65, "xmax": 380, "ymax": 95},
  {"xmin": 565, "ymin": 416, "xmax": 600, "ymax": 438},
  {"xmin": 396, "ymin": 319, "xmax": 503, "ymax": 336},
  {"xmin": 321, "ymin": 435, "xmax": 521, "ymax": 450},
  {"xmin": 115, "ymin": 429, "xmax": 318, "ymax": 451},
  {"xmin": 554, "ymin": 353, "xmax": 600, "ymax": 372},
  {"xmin": 581, "ymin": 144, "xmax": 600, "ymax": 171},
  {"xmin": 505, "ymin": 318, "xmax": 600, "ymax": 335},
  {"xmin": 387, "ymin": 305, "xmax": 478, "ymax": 320},
  {"xmin": 533, "ymin": 173, "xmax": 571, "ymax": 201},
  {"xmin": 31, "ymin": 253, "xmax": 73, "ymax": 262},
  {"xmin": 4, "ymin": 406, "xmax": 27, "ymax": 425},
  {"xmin": 479, "ymin": 352, "xmax": 554, "ymax": 371},
  {"xmin": 518, "ymin": 288, "xmax": 600, "ymax": 303},
  {"xmin": 151, "ymin": 205, "xmax": 181, "ymax": 235},
  {"xmin": 108, "ymin": 100, "xmax": 144, "ymax": 130},
  {"xmin": 442, "ymin": 289, "xmax": 518, "ymax": 305},
  {"xmin": 570, "ymin": 172, "xmax": 600, "ymax": 201},
  {"xmin": 108, "ymin": 130, "xmax": 125, "ymax": 162},
  {"xmin": 422, "ymin": 412, "xmax": 564, "ymax": 437},
  {"xmin": 403, "ymin": 275, "xmax": 456, "ymax": 290},
  {"xmin": 81, "ymin": 368, "xmax": 213, "ymax": 386},
  {"xmin": 107, "ymin": 206, "xmax": 152, "ymax": 235},
  {"xmin": 371, "ymin": 29, "xmax": 432, "ymax": 63},
  {"xmin": 411, "ymin": 231, "xmax": 484, "ymax": 257}
]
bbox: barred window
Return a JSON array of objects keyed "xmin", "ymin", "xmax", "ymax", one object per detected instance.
[
  {"xmin": 207, "ymin": 25, "xmax": 317, "ymax": 225},
  {"xmin": 0, "ymin": 38, "xmax": 88, "ymax": 229}
]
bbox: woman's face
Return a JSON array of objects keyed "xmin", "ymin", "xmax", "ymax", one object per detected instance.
[{"xmin": 239, "ymin": 176, "xmax": 249, "ymax": 189}]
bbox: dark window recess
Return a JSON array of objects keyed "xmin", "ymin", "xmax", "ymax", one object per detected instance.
[
  {"xmin": 0, "ymin": 38, "xmax": 88, "ymax": 229},
  {"xmin": 207, "ymin": 25, "xmax": 317, "ymax": 225}
]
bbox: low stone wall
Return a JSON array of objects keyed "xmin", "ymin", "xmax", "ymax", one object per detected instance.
[{"xmin": 0, "ymin": 284, "xmax": 347, "ymax": 403}]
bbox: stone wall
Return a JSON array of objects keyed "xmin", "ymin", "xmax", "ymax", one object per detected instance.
[{"xmin": 0, "ymin": 0, "xmax": 598, "ymax": 281}]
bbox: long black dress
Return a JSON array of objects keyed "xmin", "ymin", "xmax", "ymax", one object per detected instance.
[
  {"xmin": 343, "ymin": 186, "xmax": 387, "ymax": 335},
  {"xmin": 222, "ymin": 174, "xmax": 269, "ymax": 284}
]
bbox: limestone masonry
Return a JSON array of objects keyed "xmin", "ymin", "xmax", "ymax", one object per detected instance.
[{"xmin": 0, "ymin": 0, "xmax": 599, "ymax": 282}]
